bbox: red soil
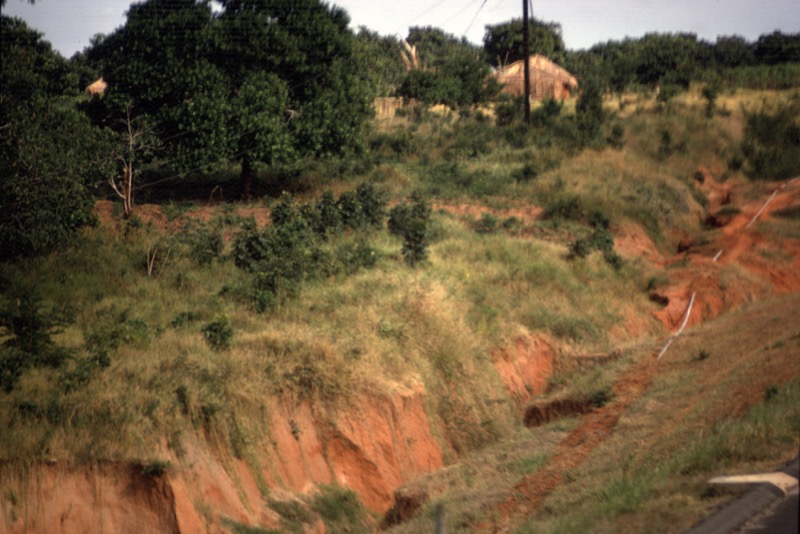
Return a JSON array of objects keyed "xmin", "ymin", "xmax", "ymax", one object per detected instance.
[{"xmin": 14, "ymin": 172, "xmax": 795, "ymax": 533}]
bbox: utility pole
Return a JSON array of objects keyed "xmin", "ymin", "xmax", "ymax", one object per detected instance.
[{"xmin": 523, "ymin": 0, "xmax": 531, "ymax": 125}]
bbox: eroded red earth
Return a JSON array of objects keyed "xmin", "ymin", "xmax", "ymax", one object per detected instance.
[{"xmin": 5, "ymin": 173, "xmax": 798, "ymax": 533}]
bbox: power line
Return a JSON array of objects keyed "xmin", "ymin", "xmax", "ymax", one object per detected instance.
[{"xmin": 464, "ymin": 0, "xmax": 491, "ymax": 37}]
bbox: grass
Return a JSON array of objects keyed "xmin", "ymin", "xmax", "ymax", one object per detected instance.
[
  {"xmin": 2, "ymin": 86, "xmax": 797, "ymax": 532},
  {"xmin": 387, "ymin": 421, "xmax": 574, "ymax": 533},
  {"xmin": 515, "ymin": 293, "xmax": 800, "ymax": 534}
]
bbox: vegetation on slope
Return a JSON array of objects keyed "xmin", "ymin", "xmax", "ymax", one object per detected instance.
[{"xmin": 2, "ymin": 3, "xmax": 800, "ymax": 530}]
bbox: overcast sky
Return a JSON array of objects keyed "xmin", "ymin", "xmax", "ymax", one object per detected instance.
[{"xmin": 4, "ymin": 0, "xmax": 799, "ymax": 58}]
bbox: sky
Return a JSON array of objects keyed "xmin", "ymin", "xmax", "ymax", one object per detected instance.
[{"xmin": 4, "ymin": 0, "xmax": 800, "ymax": 58}]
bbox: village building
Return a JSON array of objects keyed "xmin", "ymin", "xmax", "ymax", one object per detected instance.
[{"xmin": 494, "ymin": 55, "xmax": 578, "ymax": 101}]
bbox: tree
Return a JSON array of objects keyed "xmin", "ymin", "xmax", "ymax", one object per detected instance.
[
  {"xmin": 397, "ymin": 27, "xmax": 498, "ymax": 108},
  {"xmin": 631, "ymin": 33, "xmax": 711, "ymax": 89},
  {"xmin": 713, "ymin": 35, "xmax": 755, "ymax": 68},
  {"xmin": 483, "ymin": 18, "xmax": 565, "ymax": 66},
  {"xmin": 754, "ymin": 31, "xmax": 800, "ymax": 65},
  {"xmin": 1, "ymin": 16, "xmax": 114, "ymax": 260},
  {"xmin": 88, "ymin": 0, "xmax": 373, "ymax": 199},
  {"xmin": 354, "ymin": 28, "xmax": 405, "ymax": 97}
]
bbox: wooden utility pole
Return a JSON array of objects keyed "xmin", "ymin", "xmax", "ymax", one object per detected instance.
[{"xmin": 523, "ymin": 0, "xmax": 531, "ymax": 125}]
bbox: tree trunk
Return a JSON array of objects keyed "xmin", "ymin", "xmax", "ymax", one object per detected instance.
[{"xmin": 241, "ymin": 158, "xmax": 253, "ymax": 200}]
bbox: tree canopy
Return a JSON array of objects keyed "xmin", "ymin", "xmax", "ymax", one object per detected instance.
[
  {"xmin": 483, "ymin": 17, "xmax": 565, "ymax": 67},
  {"xmin": 87, "ymin": 0, "xmax": 374, "ymax": 198},
  {"xmin": 1, "ymin": 16, "xmax": 114, "ymax": 259},
  {"xmin": 396, "ymin": 26, "xmax": 499, "ymax": 108}
]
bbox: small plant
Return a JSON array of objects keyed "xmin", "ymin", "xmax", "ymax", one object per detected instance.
[
  {"xmin": 184, "ymin": 223, "xmax": 224, "ymax": 266},
  {"xmin": 658, "ymin": 129, "xmax": 673, "ymax": 158},
  {"xmin": 587, "ymin": 387, "xmax": 613, "ymax": 408},
  {"xmin": 695, "ymin": 349, "xmax": 711, "ymax": 361},
  {"xmin": 141, "ymin": 460, "xmax": 170, "ymax": 477},
  {"xmin": 201, "ymin": 314, "xmax": 233, "ymax": 351},
  {"xmin": 702, "ymin": 85, "xmax": 719, "ymax": 118},
  {"xmin": 389, "ymin": 193, "xmax": 432, "ymax": 267},
  {"xmin": 607, "ymin": 123, "xmax": 625, "ymax": 149},
  {"xmin": 473, "ymin": 213, "xmax": 498, "ymax": 234},
  {"xmin": 171, "ymin": 311, "xmax": 200, "ymax": 328},
  {"xmin": 0, "ymin": 279, "xmax": 74, "ymax": 392},
  {"xmin": 315, "ymin": 191, "xmax": 343, "ymax": 238},
  {"xmin": 764, "ymin": 383, "xmax": 779, "ymax": 401},
  {"xmin": 312, "ymin": 484, "xmax": 370, "ymax": 534}
]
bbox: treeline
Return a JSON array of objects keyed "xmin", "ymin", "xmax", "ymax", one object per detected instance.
[
  {"xmin": 365, "ymin": 21, "xmax": 800, "ymax": 102},
  {"xmin": 566, "ymin": 30, "xmax": 800, "ymax": 93},
  {"xmin": 2, "ymin": 1, "xmax": 799, "ymax": 261}
]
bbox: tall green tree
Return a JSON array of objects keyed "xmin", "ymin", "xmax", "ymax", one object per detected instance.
[
  {"xmin": 397, "ymin": 27, "xmax": 498, "ymax": 108},
  {"xmin": 483, "ymin": 17, "xmax": 565, "ymax": 66},
  {"xmin": 713, "ymin": 35, "xmax": 755, "ymax": 68},
  {"xmin": 355, "ymin": 28, "xmax": 405, "ymax": 97},
  {"xmin": 1, "ymin": 16, "xmax": 114, "ymax": 260},
  {"xmin": 754, "ymin": 31, "xmax": 800, "ymax": 65},
  {"xmin": 88, "ymin": 0, "xmax": 373, "ymax": 199}
]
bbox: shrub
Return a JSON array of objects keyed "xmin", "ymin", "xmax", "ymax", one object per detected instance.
[
  {"xmin": 608, "ymin": 123, "xmax": 626, "ymax": 149},
  {"xmin": 473, "ymin": 213, "xmax": 498, "ymax": 234},
  {"xmin": 336, "ymin": 237, "xmax": 378, "ymax": 275},
  {"xmin": 355, "ymin": 183, "xmax": 387, "ymax": 229},
  {"xmin": 270, "ymin": 191, "xmax": 296, "ymax": 227},
  {"xmin": 544, "ymin": 195, "xmax": 585, "ymax": 222},
  {"xmin": 587, "ymin": 387, "xmax": 613, "ymax": 408},
  {"xmin": 315, "ymin": 191, "xmax": 343, "ymax": 238},
  {"xmin": 312, "ymin": 485, "xmax": 370, "ymax": 534},
  {"xmin": 182, "ymin": 222, "xmax": 224, "ymax": 266},
  {"xmin": 337, "ymin": 191, "xmax": 366, "ymax": 230},
  {"xmin": 202, "ymin": 314, "xmax": 234, "ymax": 351},
  {"xmin": 741, "ymin": 99, "xmax": 800, "ymax": 180},
  {"xmin": 141, "ymin": 460, "xmax": 171, "ymax": 477},
  {"xmin": 390, "ymin": 193, "xmax": 432, "ymax": 267},
  {"xmin": 0, "ymin": 280, "xmax": 74, "ymax": 392}
]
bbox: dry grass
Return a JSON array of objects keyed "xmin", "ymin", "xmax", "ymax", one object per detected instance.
[{"xmin": 515, "ymin": 293, "xmax": 800, "ymax": 533}]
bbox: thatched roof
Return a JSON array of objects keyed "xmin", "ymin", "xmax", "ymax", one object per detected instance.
[
  {"xmin": 85, "ymin": 77, "xmax": 107, "ymax": 96},
  {"xmin": 494, "ymin": 55, "xmax": 578, "ymax": 101}
]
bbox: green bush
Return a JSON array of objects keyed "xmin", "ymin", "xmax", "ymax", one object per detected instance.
[
  {"xmin": 742, "ymin": 98, "xmax": 800, "ymax": 180},
  {"xmin": 336, "ymin": 237, "xmax": 378, "ymax": 275},
  {"xmin": 315, "ymin": 191, "xmax": 343, "ymax": 238},
  {"xmin": 312, "ymin": 485, "xmax": 370, "ymax": 534},
  {"xmin": 389, "ymin": 193, "xmax": 432, "ymax": 267},
  {"xmin": 0, "ymin": 280, "xmax": 74, "ymax": 392},
  {"xmin": 544, "ymin": 194, "xmax": 585, "ymax": 222},
  {"xmin": 201, "ymin": 314, "xmax": 234, "ymax": 351},
  {"xmin": 473, "ymin": 213, "xmax": 499, "ymax": 234},
  {"xmin": 180, "ymin": 222, "xmax": 224, "ymax": 266},
  {"xmin": 355, "ymin": 183, "xmax": 387, "ymax": 229}
]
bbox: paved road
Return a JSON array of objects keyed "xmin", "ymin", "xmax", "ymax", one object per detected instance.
[
  {"xmin": 684, "ymin": 456, "xmax": 799, "ymax": 534},
  {"xmin": 737, "ymin": 485, "xmax": 798, "ymax": 533}
]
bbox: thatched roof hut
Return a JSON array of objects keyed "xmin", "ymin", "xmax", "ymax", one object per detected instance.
[
  {"xmin": 494, "ymin": 55, "xmax": 578, "ymax": 101},
  {"xmin": 85, "ymin": 77, "xmax": 107, "ymax": 96}
]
